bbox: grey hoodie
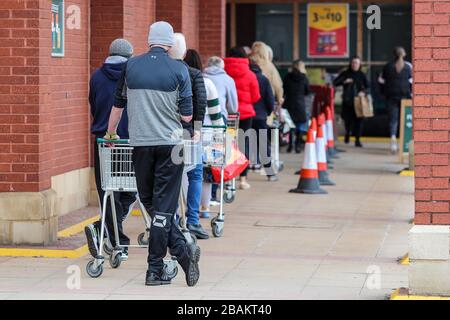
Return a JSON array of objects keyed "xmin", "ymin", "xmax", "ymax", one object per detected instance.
[{"xmin": 203, "ymin": 66, "xmax": 238, "ymax": 118}]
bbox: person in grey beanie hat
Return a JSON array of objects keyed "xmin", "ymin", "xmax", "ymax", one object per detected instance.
[
  {"xmin": 109, "ymin": 38, "xmax": 134, "ymax": 58},
  {"xmin": 106, "ymin": 21, "xmax": 200, "ymax": 287},
  {"xmin": 148, "ymin": 21, "xmax": 175, "ymax": 47},
  {"xmin": 85, "ymin": 38, "xmax": 136, "ymax": 263}
]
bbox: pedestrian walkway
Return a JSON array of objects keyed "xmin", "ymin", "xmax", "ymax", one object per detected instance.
[{"xmin": 0, "ymin": 141, "xmax": 413, "ymax": 300}]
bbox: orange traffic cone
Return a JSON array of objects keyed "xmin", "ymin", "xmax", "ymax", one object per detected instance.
[
  {"xmin": 290, "ymin": 128, "xmax": 327, "ymax": 194},
  {"xmin": 318, "ymin": 113, "xmax": 333, "ymax": 166},
  {"xmin": 316, "ymin": 124, "xmax": 335, "ymax": 186},
  {"xmin": 295, "ymin": 118, "xmax": 317, "ymax": 175},
  {"xmin": 310, "ymin": 117, "xmax": 317, "ymax": 140},
  {"xmin": 326, "ymin": 106, "xmax": 339, "ymax": 159}
]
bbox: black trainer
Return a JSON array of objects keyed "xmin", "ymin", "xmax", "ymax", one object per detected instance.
[
  {"xmin": 187, "ymin": 224, "xmax": 209, "ymax": 240},
  {"xmin": 84, "ymin": 224, "xmax": 99, "ymax": 258},
  {"xmin": 180, "ymin": 243, "xmax": 201, "ymax": 287},
  {"xmin": 145, "ymin": 270, "xmax": 171, "ymax": 286}
]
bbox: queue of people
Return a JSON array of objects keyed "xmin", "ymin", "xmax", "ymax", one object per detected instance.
[
  {"xmin": 84, "ymin": 19, "xmax": 411, "ymax": 287},
  {"xmin": 85, "ymin": 21, "xmax": 287, "ymax": 287}
]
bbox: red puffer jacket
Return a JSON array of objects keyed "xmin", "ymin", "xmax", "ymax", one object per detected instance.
[{"xmin": 224, "ymin": 57, "xmax": 260, "ymax": 120}]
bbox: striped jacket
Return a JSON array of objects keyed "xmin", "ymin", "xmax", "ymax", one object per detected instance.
[{"xmin": 203, "ymin": 78, "xmax": 224, "ymax": 126}]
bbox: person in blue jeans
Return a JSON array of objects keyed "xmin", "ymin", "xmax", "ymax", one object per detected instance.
[{"xmin": 170, "ymin": 34, "xmax": 209, "ymax": 240}]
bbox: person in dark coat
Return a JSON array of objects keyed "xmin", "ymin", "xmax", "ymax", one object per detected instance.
[
  {"xmin": 282, "ymin": 60, "xmax": 310, "ymax": 153},
  {"xmin": 170, "ymin": 35, "xmax": 209, "ymax": 240},
  {"xmin": 85, "ymin": 39, "xmax": 136, "ymax": 260},
  {"xmin": 249, "ymin": 57, "xmax": 277, "ymax": 181},
  {"xmin": 333, "ymin": 56, "xmax": 369, "ymax": 147},
  {"xmin": 378, "ymin": 47, "xmax": 412, "ymax": 154}
]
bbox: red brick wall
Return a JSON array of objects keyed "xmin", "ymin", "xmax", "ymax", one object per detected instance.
[
  {"xmin": 48, "ymin": 0, "xmax": 90, "ymax": 180},
  {"xmin": 182, "ymin": 0, "xmax": 199, "ymax": 50},
  {"xmin": 124, "ymin": 0, "xmax": 155, "ymax": 56},
  {"xmin": 413, "ymin": 0, "xmax": 450, "ymax": 225},
  {"xmin": 0, "ymin": 0, "xmax": 45, "ymax": 192},
  {"xmin": 155, "ymin": 0, "xmax": 182, "ymax": 32},
  {"xmin": 199, "ymin": 0, "xmax": 226, "ymax": 61},
  {"xmin": 155, "ymin": 0, "xmax": 199, "ymax": 51},
  {"xmin": 0, "ymin": 0, "xmax": 223, "ymax": 193},
  {"xmin": 90, "ymin": 0, "xmax": 124, "ymax": 71}
]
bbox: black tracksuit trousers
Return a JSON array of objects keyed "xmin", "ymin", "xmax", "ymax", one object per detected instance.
[
  {"xmin": 93, "ymin": 139, "xmax": 136, "ymax": 247},
  {"xmin": 132, "ymin": 145, "xmax": 190, "ymax": 274}
]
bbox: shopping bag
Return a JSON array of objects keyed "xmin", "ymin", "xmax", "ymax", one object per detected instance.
[
  {"xmin": 211, "ymin": 143, "xmax": 249, "ymax": 183},
  {"xmin": 354, "ymin": 95, "xmax": 374, "ymax": 118}
]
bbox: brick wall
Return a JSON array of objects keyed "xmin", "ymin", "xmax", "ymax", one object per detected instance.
[
  {"xmin": 199, "ymin": 0, "xmax": 226, "ymax": 60},
  {"xmin": 413, "ymin": 0, "xmax": 450, "ymax": 225},
  {"xmin": 124, "ymin": 0, "xmax": 155, "ymax": 55},
  {"xmin": 182, "ymin": 0, "xmax": 199, "ymax": 50},
  {"xmin": 155, "ymin": 0, "xmax": 198, "ymax": 50},
  {"xmin": 155, "ymin": 0, "xmax": 182, "ymax": 31},
  {"xmin": 0, "ymin": 0, "xmax": 224, "ymax": 193},
  {"xmin": 90, "ymin": 0, "xmax": 124, "ymax": 71},
  {"xmin": 0, "ymin": 0, "xmax": 45, "ymax": 192}
]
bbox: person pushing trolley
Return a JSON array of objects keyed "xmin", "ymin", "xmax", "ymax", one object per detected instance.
[{"xmin": 105, "ymin": 21, "xmax": 201, "ymax": 287}]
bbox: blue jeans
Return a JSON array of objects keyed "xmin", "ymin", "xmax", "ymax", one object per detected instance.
[{"xmin": 186, "ymin": 163, "xmax": 203, "ymax": 225}]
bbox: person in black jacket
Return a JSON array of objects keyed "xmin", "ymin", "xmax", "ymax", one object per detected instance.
[
  {"xmin": 249, "ymin": 58, "xmax": 277, "ymax": 181},
  {"xmin": 170, "ymin": 35, "xmax": 209, "ymax": 240},
  {"xmin": 333, "ymin": 56, "xmax": 369, "ymax": 147},
  {"xmin": 85, "ymin": 39, "xmax": 136, "ymax": 260},
  {"xmin": 282, "ymin": 60, "xmax": 310, "ymax": 153},
  {"xmin": 379, "ymin": 47, "xmax": 412, "ymax": 154}
]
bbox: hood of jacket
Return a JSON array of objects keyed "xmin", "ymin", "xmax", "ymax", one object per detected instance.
[
  {"xmin": 100, "ymin": 62, "xmax": 126, "ymax": 81},
  {"xmin": 204, "ymin": 65, "xmax": 226, "ymax": 76},
  {"xmin": 224, "ymin": 57, "xmax": 250, "ymax": 78}
]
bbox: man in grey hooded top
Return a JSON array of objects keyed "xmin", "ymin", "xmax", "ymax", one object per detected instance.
[{"xmin": 203, "ymin": 56, "xmax": 238, "ymax": 119}]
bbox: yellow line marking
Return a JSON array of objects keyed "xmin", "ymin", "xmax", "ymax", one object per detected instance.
[
  {"xmin": 57, "ymin": 216, "xmax": 98, "ymax": 238},
  {"xmin": 398, "ymin": 253, "xmax": 409, "ymax": 265},
  {"xmin": 131, "ymin": 209, "xmax": 142, "ymax": 216},
  {"xmin": 390, "ymin": 288, "xmax": 450, "ymax": 300},
  {"xmin": 0, "ymin": 245, "xmax": 88, "ymax": 259},
  {"xmin": 399, "ymin": 170, "xmax": 414, "ymax": 177},
  {"xmin": 337, "ymin": 136, "xmax": 391, "ymax": 143}
]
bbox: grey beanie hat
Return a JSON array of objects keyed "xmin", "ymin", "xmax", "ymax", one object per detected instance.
[
  {"xmin": 109, "ymin": 39, "xmax": 133, "ymax": 58},
  {"xmin": 148, "ymin": 21, "xmax": 174, "ymax": 47}
]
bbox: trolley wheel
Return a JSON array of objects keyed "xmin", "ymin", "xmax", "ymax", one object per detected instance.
[
  {"xmin": 103, "ymin": 241, "xmax": 113, "ymax": 256},
  {"xmin": 163, "ymin": 263, "xmax": 178, "ymax": 279},
  {"xmin": 211, "ymin": 217, "xmax": 224, "ymax": 238},
  {"xmin": 223, "ymin": 191, "xmax": 235, "ymax": 204},
  {"xmin": 109, "ymin": 251, "xmax": 122, "ymax": 269},
  {"xmin": 86, "ymin": 260, "xmax": 103, "ymax": 278},
  {"xmin": 137, "ymin": 232, "xmax": 148, "ymax": 246}
]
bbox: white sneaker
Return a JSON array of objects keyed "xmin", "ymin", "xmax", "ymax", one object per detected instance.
[
  {"xmin": 390, "ymin": 137, "xmax": 398, "ymax": 154},
  {"xmin": 239, "ymin": 181, "xmax": 251, "ymax": 190}
]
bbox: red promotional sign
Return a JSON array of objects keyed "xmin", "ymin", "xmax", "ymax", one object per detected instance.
[{"xmin": 308, "ymin": 3, "xmax": 349, "ymax": 58}]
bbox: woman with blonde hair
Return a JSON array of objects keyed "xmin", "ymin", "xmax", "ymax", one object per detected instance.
[
  {"xmin": 282, "ymin": 60, "xmax": 310, "ymax": 153},
  {"xmin": 250, "ymin": 41, "xmax": 284, "ymax": 106}
]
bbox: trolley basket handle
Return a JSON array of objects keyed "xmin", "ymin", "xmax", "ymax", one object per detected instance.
[{"xmin": 97, "ymin": 138, "xmax": 130, "ymax": 143}]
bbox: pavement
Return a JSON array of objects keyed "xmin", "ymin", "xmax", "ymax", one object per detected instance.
[{"xmin": 0, "ymin": 141, "xmax": 413, "ymax": 300}]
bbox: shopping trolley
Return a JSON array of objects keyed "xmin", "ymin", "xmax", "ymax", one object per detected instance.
[
  {"xmin": 86, "ymin": 138, "xmax": 198, "ymax": 278},
  {"xmin": 201, "ymin": 125, "xmax": 228, "ymax": 237},
  {"xmin": 270, "ymin": 113, "xmax": 284, "ymax": 174},
  {"xmin": 222, "ymin": 113, "xmax": 240, "ymax": 203}
]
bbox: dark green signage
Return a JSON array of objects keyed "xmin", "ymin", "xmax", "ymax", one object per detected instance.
[
  {"xmin": 51, "ymin": 0, "xmax": 64, "ymax": 57},
  {"xmin": 401, "ymin": 100, "xmax": 413, "ymax": 153}
]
